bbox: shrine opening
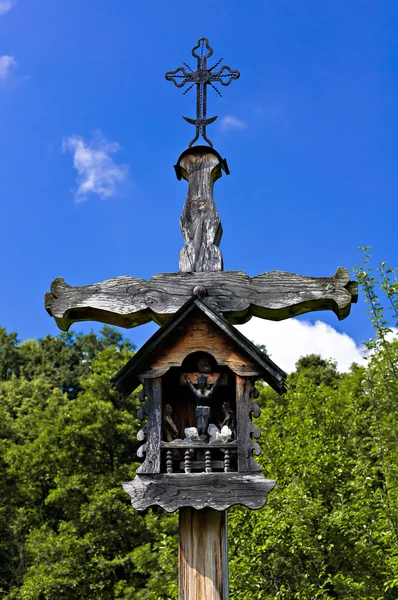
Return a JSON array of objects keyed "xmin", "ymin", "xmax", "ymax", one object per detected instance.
[{"xmin": 45, "ymin": 37, "xmax": 358, "ymax": 600}]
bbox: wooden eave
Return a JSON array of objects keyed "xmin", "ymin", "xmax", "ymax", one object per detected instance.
[{"xmin": 111, "ymin": 296, "xmax": 286, "ymax": 397}]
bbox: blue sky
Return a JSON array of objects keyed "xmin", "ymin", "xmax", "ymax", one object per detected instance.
[{"xmin": 1, "ymin": 0, "xmax": 397, "ymax": 368}]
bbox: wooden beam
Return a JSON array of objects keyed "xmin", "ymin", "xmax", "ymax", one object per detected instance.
[
  {"xmin": 136, "ymin": 378, "xmax": 162, "ymax": 474},
  {"xmin": 122, "ymin": 472, "xmax": 276, "ymax": 512},
  {"xmin": 179, "ymin": 508, "xmax": 228, "ymax": 600},
  {"xmin": 45, "ymin": 267, "xmax": 358, "ymax": 331}
]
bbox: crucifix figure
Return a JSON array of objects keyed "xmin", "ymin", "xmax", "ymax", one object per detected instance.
[
  {"xmin": 165, "ymin": 37, "xmax": 240, "ymax": 147},
  {"xmin": 185, "ymin": 372, "xmax": 221, "ymax": 437}
]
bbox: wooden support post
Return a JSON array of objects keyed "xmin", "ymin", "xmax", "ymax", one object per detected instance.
[{"xmin": 179, "ymin": 507, "xmax": 228, "ymax": 600}]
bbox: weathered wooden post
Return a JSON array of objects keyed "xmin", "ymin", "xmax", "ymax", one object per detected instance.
[{"xmin": 45, "ymin": 37, "xmax": 358, "ymax": 599}]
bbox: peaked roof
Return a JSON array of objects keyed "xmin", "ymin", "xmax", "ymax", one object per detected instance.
[{"xmin": 111, "ymin": 296, "xmax": 286, "ymax": 397}]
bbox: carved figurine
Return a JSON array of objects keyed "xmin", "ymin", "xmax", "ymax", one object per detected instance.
[
  {"xmin": 207, "ymin": 423, "xmax": 232, "ymax": 444},
  {"xmin": 219, "ymin": 401, "xmax": 236, "ymax": 439},
  {"xmin": 163, "ymin": 404, "xmax": 179, "ymax": 442},
  {"xmin": 184, "ymin": 427, "xmax": 201, "ymax": 443},
  {"xmin": 185, "ymin": 373, "xmax": 220, "ymax": 437},
  {"xmin": 207, "ymin": 423, "xmax": 220, "ymax": 444},
  {"xmin": 217, "ymin": 425, "xmax": 232, "ymax": 443}
]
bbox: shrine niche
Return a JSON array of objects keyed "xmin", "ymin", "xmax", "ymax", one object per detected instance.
[{"xmin": 111, "ymin": 294, "xmax": 286, "ymax": 512}]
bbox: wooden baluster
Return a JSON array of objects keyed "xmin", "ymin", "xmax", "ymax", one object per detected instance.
[
  {"xmin": 205, "ymin": 449, "xmax": 212, "ymax": 473},
  {"xmin": 223, "ymin": 450, "xmax": 231, "ymax": 473},
  {"xmin": 166, "ymin": 450, "xmax": 173, "ymax": 474},
  {"xmin": 184, "ymin": 450, "xmax": 192, "ymax": 473}
]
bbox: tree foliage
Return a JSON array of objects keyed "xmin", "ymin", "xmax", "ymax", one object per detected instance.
[
  {"xmin": 0, "ymin": 327, "xmax": 177, "ymax": 599},
  {"xmin": 228, "ymin": 250, "xmax": 398, "ymax": 599},
  {"xmin": 0, "ymin": 250, "xmax": 397, "ymax": 598}
]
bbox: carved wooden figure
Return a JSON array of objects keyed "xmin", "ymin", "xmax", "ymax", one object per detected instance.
[{"xmin": 164, "ymin": 404, "xmax": 179, "ymax": 442}]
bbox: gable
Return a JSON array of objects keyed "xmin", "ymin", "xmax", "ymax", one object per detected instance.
[
  {"xmin": 112, "ymin": 297, "xmax": 286, "ymax": 397},
  {"xmin": 138, "ymin": 309, "xmax": 262, "ymax": 379}
]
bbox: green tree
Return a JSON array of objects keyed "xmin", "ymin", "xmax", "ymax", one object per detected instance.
[
  {"xmin": 0, "ymin": 326, "xmax": 20, "ymax": 380},
  {"xmin": 0, "ymin": 327, "xmax": 178, "ymax": 599},
  {"xmin": 228, "ymin": 250, "xmax": 398, "ymax": 599}
]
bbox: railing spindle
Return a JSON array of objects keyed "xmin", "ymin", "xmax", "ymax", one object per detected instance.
[
  {"xmin": 166, "ymin": 450, "xmax": 173, "ymax": 473},
  {"xmin": 184, "ymin": 450, "xmax": 192, "ymax": 473},
  {"xmin": 205, "ymin": 449, "xmax": 212, "ymax": 473},
  {"xmin": 224, "ymin": 450, "xmax": 231, "ymax": 472}
]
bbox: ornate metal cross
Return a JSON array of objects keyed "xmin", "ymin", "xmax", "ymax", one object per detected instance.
[{"xmin": 165, "ymin": 37, "xmax": 240, "ymax": 147}]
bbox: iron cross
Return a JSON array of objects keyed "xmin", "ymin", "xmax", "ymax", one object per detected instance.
[{"xmin": 165, "ymin": 38, "xmax": 240, "ymax": 147}]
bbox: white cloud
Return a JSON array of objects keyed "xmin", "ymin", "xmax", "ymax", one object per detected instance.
[
  {"xmin": 386, "ymin": 329, "xmax": 398, "ymax": 342},
  {"xmin": 0, "ymin": 0, "xmax": 16, "ymax": 15},
  {"xmin": 236, "ymin": 317, "xmax": 366, "ymax": 373},
  {"xmin": 0, "ymin": 55, "xmax": 16, "ymax": 80},
  {"xmin": 62, "ymin": 132, "xmax": 129, "ymax": 203},
  {"xmin": 219, "ymin": 115, "xmax": 247, "ymax": 132}
]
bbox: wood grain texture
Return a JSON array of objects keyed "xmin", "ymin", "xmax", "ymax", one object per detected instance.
[
  {"xmin": 136, "ymin": 378, "xmax": 162, "ymax": 474},
  {"xmin": 111, "ymin": 302, "xmax": 286, "ymax": 397},
  {"xmin": 179, "ymin": 508, "xmax": 228, "ymax": 600},
  {"xmin": 178, "ymin": 149, "xmax": 224, "ymax": 273},
  {"xmin": 45, "ymin": 267, "xmax": 358, "ymax": 331},
  {"xmin": 136, "ymin": 312, "xmax": 263, "ymax": 380},
  {"xmin": 122, "ymin": 472, "xmax": 276, "ymax": 512},
  {"xmin": 236, "ymin": 376, "xmax": 262, "ymax": 473}
]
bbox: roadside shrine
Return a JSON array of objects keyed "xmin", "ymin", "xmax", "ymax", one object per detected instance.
[{"xmin": 46, "ymin": 38, "xmax": 357, "ymax": 600}]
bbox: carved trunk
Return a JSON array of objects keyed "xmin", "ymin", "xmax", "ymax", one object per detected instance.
[{"xmin": 177, "ymin": 147, "xmax": 225, "ymax": 273}]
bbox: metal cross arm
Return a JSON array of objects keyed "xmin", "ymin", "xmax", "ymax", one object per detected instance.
[{"xmin": 165, "ymin": 37, "xmax": 240, "ymax": 147}]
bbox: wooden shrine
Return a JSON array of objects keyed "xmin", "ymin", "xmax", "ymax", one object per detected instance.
[
  {"xmin": 112, "ymin": 295, "xmax": 285, "ymax": 512},
  {"xmin": 45, "ymin": 38, "xmax": 358, "ymax": 599}
]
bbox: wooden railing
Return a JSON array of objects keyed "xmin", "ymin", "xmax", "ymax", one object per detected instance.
[{"xmin": 161, "ymin": 441, "xmax": 237, "ymax": 474}]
